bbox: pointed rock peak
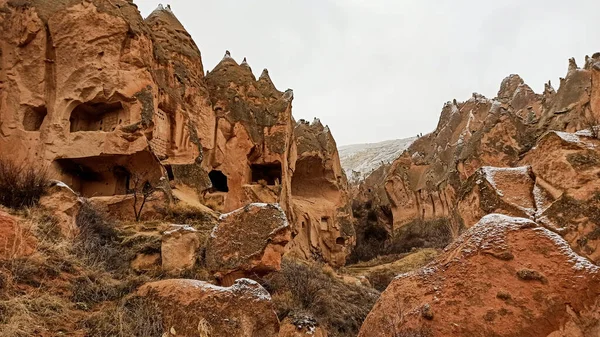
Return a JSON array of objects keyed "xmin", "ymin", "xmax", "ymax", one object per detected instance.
[
  {"xmin": 498, "ymin": 74, "xmax": 525, "ymax": 100},
  {"xmin": 241, "ymin": 57, "xmax": 251, "ymax": 68},
  {"xmin": 283, "ymin": 89, "xmax": 294, "ymax": 101},
  {"xmin": 259, "ymin": 68, "xmax": 271, "ymax": 80},
  {"xmin": 311, "ymin": 117, "xmax": 323, "ymax": 128},
  {"xmin": 544, "ymin": 80, "xmax": 556, "ymax": 95},
  {"xmin": 568, "ymin": 57, "xmax": 579, "ymax": 72},
  {"xmin": 223, "ymin": 50, "xmax": 232, "ymax": 60},
  {"xmin": 258, "ymin": 68, "xmax": 278, "ymax": 92}
]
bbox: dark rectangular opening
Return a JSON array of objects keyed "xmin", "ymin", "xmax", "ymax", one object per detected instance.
[
  {"xmin": 69, "ymin": 101, "xmax": 126, "ymax": 132},
  {"xmin": 251, "ymin": 163, "xmax": 282, "ymax": 186},
  {"xmin": 23, "ymin": 106, "xmax": 47, "ymax": 131},
  {"xmin": 209, "ymin": 170, "xmax": 229, "ymax": 192}
]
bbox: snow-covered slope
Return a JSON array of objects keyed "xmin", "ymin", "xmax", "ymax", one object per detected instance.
[{"xmin": 339, "ymin": 137, "xmax": 416, "ymax": 183}]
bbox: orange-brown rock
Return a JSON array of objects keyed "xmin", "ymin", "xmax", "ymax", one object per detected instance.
[
  {"xmin": 205, "ymin": 203, "xmax": 291, "ymax": 285},
  {"xmin": 38, "ymin": 180, "xmax": 81, "ymax": 237},
  {"xmin": 359, "ymin": 214, "xmax": 600, "ymax": 337},
  {"xmin": 161, "ymin": 224, "xmax": 200, "ymax": 273},
  {"xmin": 137, "ymin": 278, "xmax": 280, "ymax": 337},
  {"xmin": 279, "ymin": 317, "xmax": 328, "ymax": 337},
  {"xmin": 0, "ymin": 1, "xmax": 355, "ymax": 267},
  {"xmin": 287, "ymin": 119, "xmax": 355, "ymax": 267},
  {"xmin": 0, "ymin": 209, "xmax": 37, "ymax": 259}
]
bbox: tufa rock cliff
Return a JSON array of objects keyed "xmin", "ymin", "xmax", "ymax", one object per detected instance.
[{"xmin": 0, "ymin": 0, "xmax": 354, "ymax": 269}]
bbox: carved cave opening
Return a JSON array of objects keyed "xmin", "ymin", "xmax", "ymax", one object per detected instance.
[
  {"xmin": 23, "ymin": 106, "xmax": 48, "ymax": 131},
  {"xmin": 292, "ymin": 156, "xmax": 335, "ymax": 198},
  {"xmin": 69, "ymin": 101, "xmax": 126, "ymax": 132},
  {"xmin": 336, "ymin": 237, "xmax": 345, "ymax": 245},
  {"xmin": 209, "ymin": 170, "xmax": 229, "ymax": 192},
  {"xmin": 251, "ymin": 163, "xmax": 282, "ymax": 185},
  {"xmin": 54, "ymin": 152, "xmax": 161, "ymax": 198}
]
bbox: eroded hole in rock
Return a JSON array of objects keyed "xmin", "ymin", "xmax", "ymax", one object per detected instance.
[
  {"xmin": 69, "ymin": 101, "xmax": 126, "ymax": 132},
  {"xmin": 165, "ymin": 165, "xmax": 175, "ymax": 181},
  {"xmin": 336, "ymin": 237, "xmax": 345, "ymax": 245},
  {"xmin": 54, "ymin": 152, "xmax": 159, "ymax": 198},
  {"xmin": 23, "ymin": 106, "xmax": 47, "ymax": 131},
  {"xmin": 251, "ymin": 163, "xmax": 281, "ymax": 185},
  {"xmin": 320, "ymin": 216, "xmax": 330, "ymax": 230},
  {"xmin": 209, "ymin": 170, "xmax": 229, "ymax": 192}
]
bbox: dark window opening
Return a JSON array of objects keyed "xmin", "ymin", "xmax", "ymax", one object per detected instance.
[
  {"xmin": 70, "ymin": 101, "xmax": 125, "ymax": 132},
  {"xmin": 336, "ymin": 237, "xmax": 345, "ymax": 245},
  {"xmin": 209, "ymin": 170, "xmax": 229, "ymax": 192},
  {"xmin": 251, "ymin": 163, "xmax": 282, "ymax": 186},
  {"xmin": 23, "ymin": 106, "xmax": 47, "ymax": 131},
  {"xmin": 320, "ymin": 216, "xmax": 329, "ymax": 231},
  {"xmin": 113, "ymin": 166, "xmax": 131, "ymax": 195},
  {"xmin": 165, "ymin": 165, "xmax": 175, "ymax": 181}
]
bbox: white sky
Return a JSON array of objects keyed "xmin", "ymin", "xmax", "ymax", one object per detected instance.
[{"xmin": 135, "ymin": 1, "xmax": 600, "ymax": 146}]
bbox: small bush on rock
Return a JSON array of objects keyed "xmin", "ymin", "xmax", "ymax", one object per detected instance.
[{"xmin": 0, "ymin": 159, "xmax": 48, "ymax": 209}]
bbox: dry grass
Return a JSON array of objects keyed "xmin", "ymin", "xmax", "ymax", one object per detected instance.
[
  {"xmin": 262, "ymin": 258, "xmax": 380, "ymax": 337},
  {"xmin": 0, "ymin": 159, "xmax": 49, "ymax": 209},
  {"xmin": 344, "ymin": 249, "xmax": 439, "ymax": 291}
]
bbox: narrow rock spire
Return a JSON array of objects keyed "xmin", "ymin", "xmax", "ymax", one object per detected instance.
[
  {"xmin": 223, "ymin": 50, "xmax": 232, "ymax": 60},
  {"xmin": 568, "ymin": 57, "xmax": 578, "ymax": 72},
  {"xmin": 283, "ymin": 89, "xmax": 294, "ymax": 101},
  {"xmin": 241, "ymin": 57, "xmax": 250, "ymax": 67}
]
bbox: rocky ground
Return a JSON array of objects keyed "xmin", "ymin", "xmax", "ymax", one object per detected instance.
[{"xmin": 0, "ymin": 1, "xmax": 599, "ymax": 337}]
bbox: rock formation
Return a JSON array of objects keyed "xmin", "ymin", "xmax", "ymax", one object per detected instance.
[
  {"xmin": 205, "ymin": 203, "xmax": 291, "ymax": 285},
  {"xmin": 380, "ymin": 54, "xmax": 600, "ymax": 263},
  {"xmin": 137, "ymin": 278, "xmax": 280, "ymax": 337},
  {"xmin": 0, "ymin": 1, "xmax": 355, "ymax": 267},
  {"xmin": 358, "ymin": 214, "xmax": 600, "ymax": 337}
]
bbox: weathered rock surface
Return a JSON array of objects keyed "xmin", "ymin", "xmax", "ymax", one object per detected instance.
[
  {"xmin": 161, "ymin": 224, "xmax": 200, "ymax": 273},
  {"xmin": 279, "ymin": 317, "xmax": 328, "ymax": 337},
  {"xmin": 206, "ymin": 203, "xmax": 291, "ymax": 285},
  {"xmin": 359, "ymin": 214, "xmax": 600, "ymax": 337},
  {"xmin": 137, "ymin": 278, "xmax": 280, "ymax": 337},
  {"xmin": 0, "ymin": 1, "xmax": 355, "ymax": 266},
  {"xmin": 380, "ymin": 55, "xmax": 600, "ymax": 263},
  {"xmin": 0, "ymin": 210, "xmax": 36, "ymax": 259},
  {"xmin": 39, "ymin": 180, "xmax": 81, "ymax": 237},
  {"xmin": 287, "ymin": 120, "xmax": 355, "ymax": 267}
]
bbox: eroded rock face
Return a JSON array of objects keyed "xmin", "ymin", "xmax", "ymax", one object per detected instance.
[
  {"xmin": 39, "ymin": 180, "xmax": 81, "ymax": 238},
  {"xmin": 206, "ymin": 203, "xmax": 291, "ymax": 285},
  {"xmin": 359, "ymin": 214, "xmax": 600, "ymax": 337},
  {"xmin": 0, "ymin": 210, "xmax": 36, "ymax": 259},
  {"xmin": 287, "ymin": 120, "xmax": 355, "ymax": 267},
  {"xmin": 161, "ymin": 224, "xmax": 200, "ymax": 273},
  {"xmin": 137, "ymin": 278, "xmax": 280, "ymax": 337},
  {"xmin": 0, "ymin": 1, "xmax": 355, "ymax": 267},
  {"xmin": 381, "ymin": 55, "xmax": 600, "ymax": 263}
]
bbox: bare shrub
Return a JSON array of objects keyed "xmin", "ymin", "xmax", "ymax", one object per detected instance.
[
  {"xmin": 584, "ymin": 114, "xmax": 600, "ymax": 139},
  {"xmin": 73, "ymin": 202, "xmax": 126, "ymax": 272},
  {"xmin": 81, "ymin": 296, "xmax": 163, "ymax": 337},
  {"xmin": 263, "ymin": 259, "xmax": 380, "ymax": 337},
  {"xmin": 0, "ymin": 159, "xmax": 48, "ymax": 209}
]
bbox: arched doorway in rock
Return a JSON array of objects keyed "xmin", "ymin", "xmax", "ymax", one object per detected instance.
[
  {"xmin": 250, "ymin": 163, "xmax": 282, "ymax": 186},
  {"xmin": 209, "ymin": 170, "xmax": 229, "ymax": 192}
]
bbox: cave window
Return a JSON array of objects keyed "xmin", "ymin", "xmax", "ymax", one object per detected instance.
[
  {"xmin": 165, "ymin": 165, "xmax": 175, "ymax": 181},
  {"xmin": 320, "ymin": 217, "xmax": 329, "ymax": 231},
  {"xmin": 69, "ymin": 101, "xmax": 124, "ymax": 132},
  {"xmin": 113, "ymin": 166, "xmax": 131, "ymax": 195},
  {"xmin": 336, "ymin": 237, "xmax": 345, "ymax": 245},
  {"xmin": 209, "ymin": 170, "xmax": 229, "ymax": 192},
  {"xmin": 23, "ymin": 106, "xmax": 47, "ymax": 131},
  {"xmin": 251, "ymin": 163, "xmax": 282, "ymax": 186}
]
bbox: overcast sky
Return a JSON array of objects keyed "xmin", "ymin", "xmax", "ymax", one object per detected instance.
[{"xmin": 136, "ymin": 1, "xmax": 600, "ymax": 146}]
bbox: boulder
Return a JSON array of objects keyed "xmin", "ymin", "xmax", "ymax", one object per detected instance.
[
  {"xmin": 161, "ymin": 224, "xmax": 200, "ymax": 273},
  {"xmin": 137, "ymin": 278, "xmax": 279, "ymax": 337},
  {"xmin": 39, "ymin": 180, "xmax": 81, "ymax": 238},
  {"xmin": 279, "ymin": 316, "xmax": 327, "ymax": 337},
  {"xmin": 206, "ymin": 203, "xmax": 290, "ymax": 285},
  {"xmin": 358, "ymin": 214, "xmax": 600, "ymax": 337}
]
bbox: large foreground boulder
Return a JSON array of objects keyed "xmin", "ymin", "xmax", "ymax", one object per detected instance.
[
  {"xmin": 359, "ymin": 214, "xmax": 600, "ymax": 337},
  {"xmin": 206, "ymin": 203, "xmax": 291, "ymax": 285},
  {"xmin": 138, "ymin": 278, "xmax": 279, "ymax": 337}
]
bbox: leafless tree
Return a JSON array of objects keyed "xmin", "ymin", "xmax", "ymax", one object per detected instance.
[
  {"xmin": 129, "ymin": 173, "xmax": 156, "ymax": 222},
  {"xmin": 585, "ymin": 114, "xmax": 600, "ymax": 139}
]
